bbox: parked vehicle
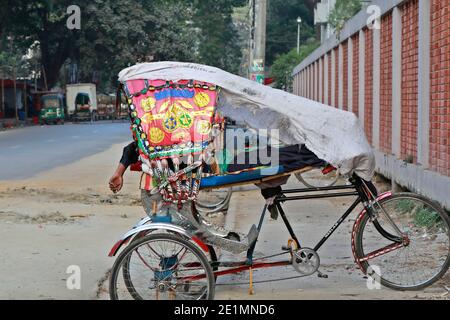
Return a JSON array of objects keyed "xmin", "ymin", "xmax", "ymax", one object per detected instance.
[
  {"xmin": 38, "ymin": 93, "xmax": 66, "ymax": 125},
  {"xmin": 66, "ymin": 83, "xmax": 97, "ymax": 122},
  {"xmin": 108, "ymin": 62, "xmax": 450, "ymax": 300},
  {"xmin": 97, "ymin": 94, "xmax": 115, "ymax": 120}
]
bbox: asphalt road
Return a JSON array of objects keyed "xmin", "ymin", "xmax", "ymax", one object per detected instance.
[{"xmin": 0, "ymin": 122, "xmax": 131, "ymax": 180}]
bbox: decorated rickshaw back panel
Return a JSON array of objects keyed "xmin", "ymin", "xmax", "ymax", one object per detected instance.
[{"xmin": 124, "ymin": 79, "xmax": 218, "ymax": 159}]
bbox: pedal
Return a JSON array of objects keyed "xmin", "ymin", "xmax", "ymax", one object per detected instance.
[{"xmin": 282, "ymin": 239, "xmax": 298, "ymax": 252}]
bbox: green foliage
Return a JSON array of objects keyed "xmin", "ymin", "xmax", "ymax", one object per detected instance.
[
  {"xmin": 413, "ymin": 208, "xmax": 441, "ymax": 229},
  {"xmin": 0, "ymin": 0, "xmax": 317, "ymax": 91},
  {"xmin": 395, "ymin": 199, "xmax": 442, "ymax": 229},
  {"xmin": 193, "ymin": 0, "xmax": 246, "ymax": 74},
  {"xmin": 395, "ymin": 199, "xmax": 416, "ymax": 214},
  {"xmin": 270, "ymin": 41, "xmax": 319, "ymax": 90},
  {"xmin": 328, "ymin": 0, "xmax": 362, "ymax": 37},
  {"xmin": 0, "ymin": 0, "xmax": 246, "ymax": 91},
  {"xmin": 6, "ymin": 1, "xmax": 79, "ymax": 87},
  {"xmin": 266, "ymin": 0, "xmax": 315, "ymax": 66}
]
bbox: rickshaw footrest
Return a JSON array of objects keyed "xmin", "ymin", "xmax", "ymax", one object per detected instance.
[{"xmin": 247, "ymin": 224, "xmax": 259, "ymax": 247}]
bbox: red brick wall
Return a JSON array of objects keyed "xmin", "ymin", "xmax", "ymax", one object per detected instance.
[
  {"xmin": 352, "ymin": 33, "xmax": 359, "ymax": 116},
  {"xmin": 364, "ymin": 28, "xmax": 373, "ymax": 144},
  {"xmin": 334, "ymin": 47, "xmax": 339, "ymax": 107},
  {"xmin": 401, "ymin": 0, "xmax": 419, "ymax": 162},
  {"xmin": 294, "ymin": 0, "xmax": 450, "ymax": 179},
  {"xmin": 343, "ymin": 41, "xmax": 349, "ymax": 111},
  {"xmin": 380, "ymin": 13, "xmax": 393, "ymax": 154},
  {"xmin": 430, "ymin": 0, "xmax": 450, "ymax": 176},
  {"xmin": 328, "ymin": 53, "xmax": 332, "ymax": 105}
]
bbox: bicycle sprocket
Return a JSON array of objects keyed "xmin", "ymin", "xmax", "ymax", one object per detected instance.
[{"xmin": 292, "ymin": 248, "xmax": 320, "ymax": 275}]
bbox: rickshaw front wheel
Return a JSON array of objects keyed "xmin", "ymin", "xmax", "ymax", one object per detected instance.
[{"xmin": 353, "ymin": 193, "xmax": 450, "ymax": 291}]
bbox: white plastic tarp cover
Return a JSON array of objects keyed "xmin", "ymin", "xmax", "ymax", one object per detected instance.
[{"xmin": 118, "ymin": 62, "xmax": 375, "ymax": 180}]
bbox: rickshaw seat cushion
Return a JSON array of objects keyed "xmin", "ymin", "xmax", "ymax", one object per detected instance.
[{"xmin": 200, "ymin": 165, "xmax": 285, "ymax": 189}]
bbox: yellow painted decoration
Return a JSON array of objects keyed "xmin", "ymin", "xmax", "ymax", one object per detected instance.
[
  {"xmin": 169, "ymin": 103, "xmax": 185, "ymax": 117},
  {"xmin": 141, "ymin": 97, "xmax": 156, "ymax": 112},
  {"xmin": 178, "ymin": 100, "xmax": 194, "ymax": 109},
  {"xmin": 193, "ymin": 110, "xmax": 214, "ymax": 117},
  {"xmin": 141, "ymin": 113, "xmax": 164, "ymax": 123},
  {"xmin": 172, "ymin": 129, "xmax": 191, "ymax": 141},
  {"xmin": 159, "ymin": 101, "xmax": 170, "ymax": 112},
  {"xmin": 148, "ymin": 127, "xmax": 164, "ymax": 143},
  {"xmin": 194, "ymin": 92, "xmax": 210, "ymax": 108},
  {"xmin": 197, "ymin": 120, "xmax": 212, "ymax": 135}
]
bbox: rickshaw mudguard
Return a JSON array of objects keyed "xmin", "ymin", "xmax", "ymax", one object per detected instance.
[
  {"xmin": 108, "ymin": 222, "xmax": 208, "ymax": 257},
  {"xmin": 351, "ymin": 191, "xmax": 393, "ymax": 271}
]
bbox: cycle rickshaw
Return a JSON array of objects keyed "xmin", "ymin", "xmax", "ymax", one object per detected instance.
[{"xmin": 108, "ymin": 62, "xmax": 450, "ymax": 300}]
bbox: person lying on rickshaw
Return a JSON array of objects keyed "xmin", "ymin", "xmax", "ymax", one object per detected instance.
[{"xmin": 108, "ymin": 137, "xmax": 327, "ymax": 234}]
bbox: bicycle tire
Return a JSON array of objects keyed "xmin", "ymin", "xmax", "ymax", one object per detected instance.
[
  {"xmin": 110, "ymin": 233, "xmax": 215, "ymax": 300},
  {"xmin": 354, "ymin": 192, "xmax": 450, "ymax": 291},
  {"xmin": 295, "ymin": 168, "xmax": 340, "ymax": 188}
]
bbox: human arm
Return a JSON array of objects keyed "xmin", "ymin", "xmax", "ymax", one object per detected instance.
[{"xmin": 109, "ymin": 142, "xmax": 139, "ymax": 193}]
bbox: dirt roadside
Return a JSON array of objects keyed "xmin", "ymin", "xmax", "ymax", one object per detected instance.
[
  {"xmin": 212, "ymin": 178, "xmax": 449, "ymax": 300},
  {"xmin": 0, "ymin": 141, "xmax": 145, "ymax": 299},
  {"xmin": 0, "ymin": 144, "xmax": 448, "ymax": 299}
]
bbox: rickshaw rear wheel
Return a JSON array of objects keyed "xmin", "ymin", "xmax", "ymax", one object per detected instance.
[
  {"xmin": 121, "ymin": 231, "xmax": 219, "ymax": 290},
  {"xmin": 110, "ymin": 233, "xmax": 215, "ymax": 300}
]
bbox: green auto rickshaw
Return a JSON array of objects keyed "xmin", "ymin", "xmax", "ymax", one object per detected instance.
[{"xmin": 39, "ymin": 93, "xmax": 66, "ymax": 125}]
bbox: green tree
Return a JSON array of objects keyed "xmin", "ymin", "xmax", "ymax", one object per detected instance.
[
  {"xmin": 0, "ymin": 1, "xmax": 248, "ymax": 91},
  {"xmin": 328, "ymin": 0, "xmax": 362, "ymax": 37},
  {"xmin": 74, "ymin": 0, "xmax": 157, "ymax": 91},
  {"xmin": 266, "ymin": 0, "xmax": 315, "ymax": 66},
  {"xmin": 270, "ymin": 41, "xmax": 319, "ymax": 91},
  {"xmin": 6, "ymin": 0, "xmax": 81, "ymax": 89},
  {"xmin": 149, "ymin": 0, "xmax": 197, "ymax": 63},
  {"xmin": 193, "ymin": 0, "xmax": 246, "ymax": 74}
]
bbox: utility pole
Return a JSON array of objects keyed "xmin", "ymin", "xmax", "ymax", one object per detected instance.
[
  {"xmin": 250, "ymin": 0, "xmax": 266, "ymax": 84},
  {"xmin": 248, "ymin": 0, "xmax": 254, "ymax": 80},
  {"xmin": 297, "ymin": 17, "xmax": 302, "ymax": 54}
]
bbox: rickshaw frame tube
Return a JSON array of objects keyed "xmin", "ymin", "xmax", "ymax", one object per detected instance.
[{"xmin": 108, "ymin": 222, "xmax": 207, "ymax": 257}]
